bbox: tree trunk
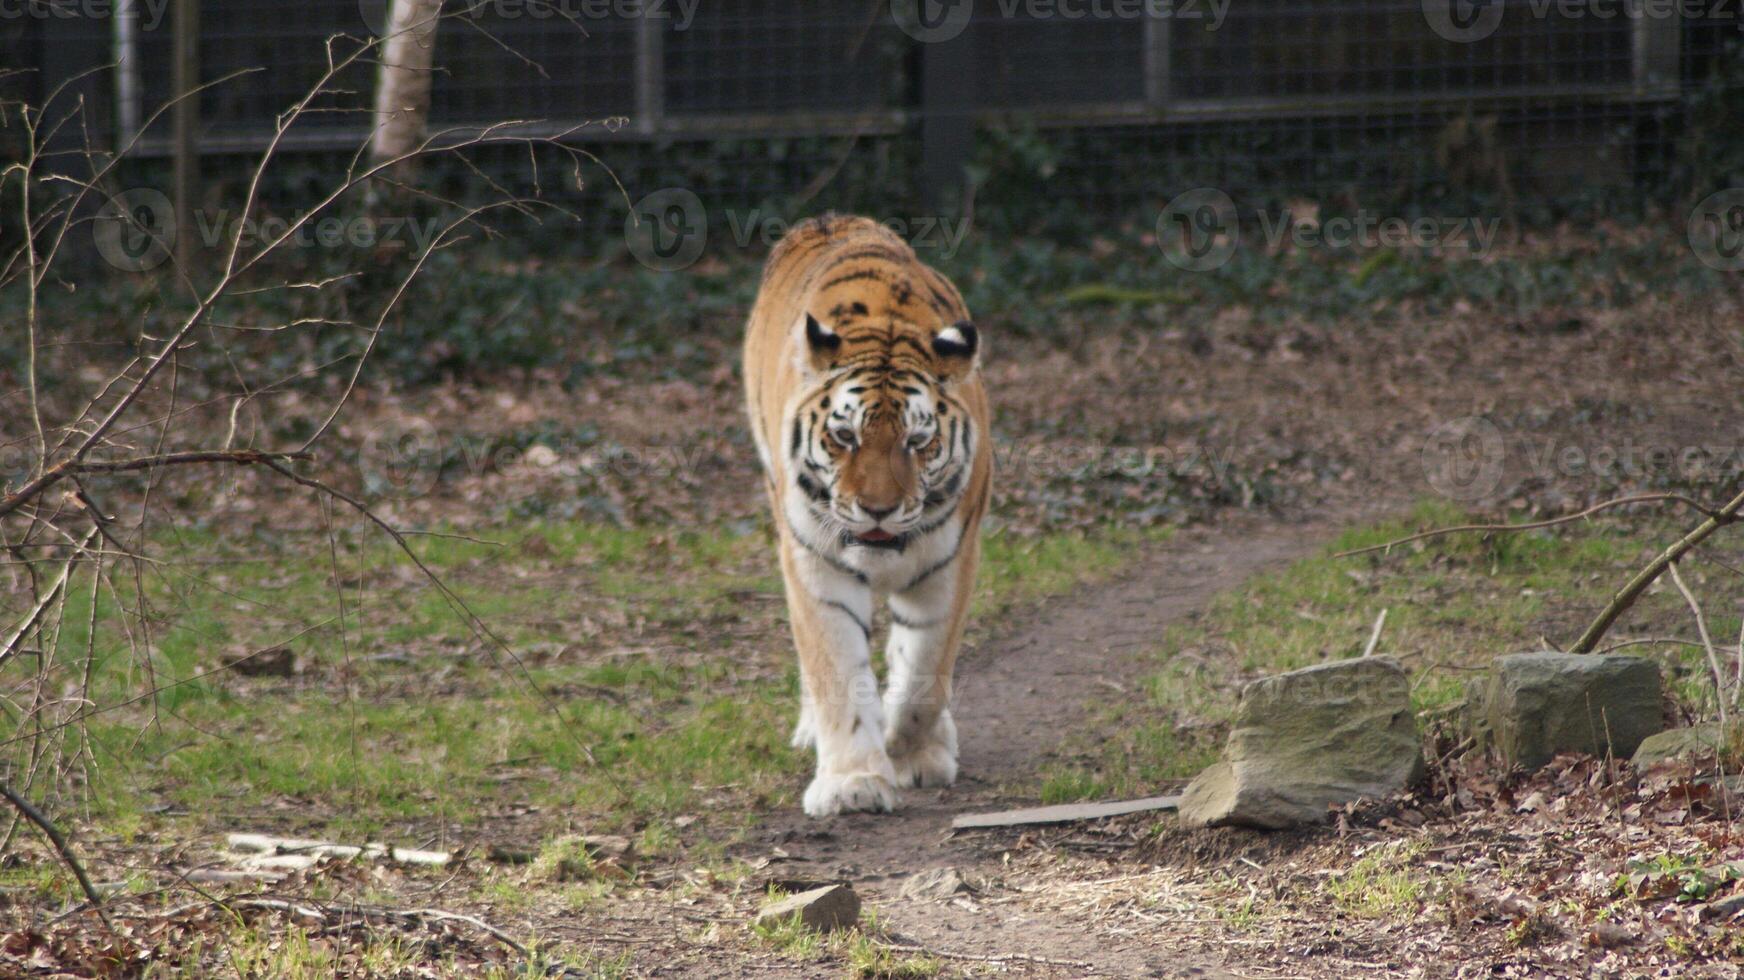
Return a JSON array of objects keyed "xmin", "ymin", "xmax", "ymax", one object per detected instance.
[{"xmin": 371, "ymin": 0, "xmax": 443, "ymax": 179}]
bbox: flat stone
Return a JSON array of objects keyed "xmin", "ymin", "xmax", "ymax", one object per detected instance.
[
  {"xmin": 755, "ymin": 883, "xmax": 861, "ymax": 933},
  {"xmin": 900, "ymin": 867, "xmax": 975, "ymax": 901},
  {"xmin": 1179, "ymin": 657, "xmax": 1422, "ymax": 829},
  {"xmin": 1479, "ymin": 652, "xmax": 1662, "ymax": 770},
  {"xmin": 1631, "ymin": 723, "xmax": 1728, "ymax": 768}
]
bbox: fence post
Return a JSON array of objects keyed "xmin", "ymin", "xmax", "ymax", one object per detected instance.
[
  {"xmin": 920, "ymin": 11, "xmax": 977, "ymax": 212},
  {"xmin": 635, "ymin": 10, "xmax": 666, "ymax": 136},
  {"xmin": 1630, "ymin": 15, "xmax": 1678, "ymax": 99},
  {"xmin": 1143, "ymin": 6, "xmax": 1171, "ymax": 111},
  {"xmin": 172, "ymin": 0, "xmax": 200, "ymax": 271}
]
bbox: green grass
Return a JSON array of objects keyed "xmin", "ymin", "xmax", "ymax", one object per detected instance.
[
  {"xmin": 1322, "ymin": 840, "xmax": 1429, "ymax": 919},
  {"xmin": 753, "ymin": 909, "xmax": 943, "ymax": 979},
  {"xmin": 15, "ymin": 517, "xmax": 1151, "ymax": 841},
  {"xmin": 1037, "ymin": 499, "xmax": 1736, "ymax": 799}
]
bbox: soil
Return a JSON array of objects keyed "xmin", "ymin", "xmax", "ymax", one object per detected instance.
[
  {"xmin": 6, "ymin": 278, "xmax": 1744, "ymax": 976},
  {"xmin": 738, "ymin": 514, "xmax": 1349, "ymax": 978}
]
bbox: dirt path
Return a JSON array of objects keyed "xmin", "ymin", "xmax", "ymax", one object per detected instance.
[{"xmin": 737, "ymin": 513, "xmax": 1348, "ymax": 977}]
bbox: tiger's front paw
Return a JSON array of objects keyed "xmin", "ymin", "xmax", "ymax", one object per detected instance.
[{"xmin": 803, "ymin": 771, "xmax": 897, "ymax": 818}]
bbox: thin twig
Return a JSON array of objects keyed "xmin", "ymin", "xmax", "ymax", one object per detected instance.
[
  {"xmin": 1589, "ymin": 636, "xmax": 1708, "ymax": 655},
  {"xmin": 137, "ymin": 896, "xmax": 528, "ymax": 958},
  {"xmin": 1668, "ymin": 561, "xmax": 1729, "ymax": 728},
  {"xmin": 1, "ymin": 527, "xmax": 98, "ymax": 667},
  {"xmin": 0, "ymin": 779, "xmax": 115, "ymax": 931},
  {"xmin": 0, "ymin": 451, "xmax": 311, "ymax": 521},
  {"xmin": 1362, "ymin": 608, "xmax": 1388, "ymax": 658},
  {"xmin": 258, "ymin": 460, "xmax": 630, "ymax": 803},
  {"xmin": 1334, "ymin": 492, "xmax": 1731, "ymax": 559},
  {"xmin": 1570, "ymin": 482, "xmax": 1744, "ymax": 654}
]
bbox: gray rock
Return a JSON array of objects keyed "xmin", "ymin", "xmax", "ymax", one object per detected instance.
[
  {"xmin": 1700, "ymin": 892, "xmax": 1744, "ymax": 921},
  {"xmin": 1179, "ymin": 657, "xmax": 1422, "ymax": 829},
  {"xmin": 900, "ymin": 867, "xmax": 975, "ymax": 901},
  {"xmin": 1632, "ymin": 723, "xmax": 1728, "ymax": 768},
  {"xmin": 1479, "ymin": 652, "xmax": 1662, "ymax": 770},
  {"xmin": 755, "ymin": 883, "xmax": 861, "ymax": 933}
]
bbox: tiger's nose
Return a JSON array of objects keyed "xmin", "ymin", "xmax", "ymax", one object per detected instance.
[{"xmin": 862, "ymin": 503, "xmax": 897, "ymax": 520}]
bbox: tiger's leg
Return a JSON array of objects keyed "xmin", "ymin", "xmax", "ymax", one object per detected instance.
[
  {"xmin": 779, "ymin": 539, "xmax": 897, "ymax": 817},
  {"xmin": 761, "ymin": 476, "xmax": 821, "ymax": 752},
  {"xmin": 790, "ymin": 690, "xmax": 817, "ymax": 750},
  {"xmin": 883, "ymin": 534, "xmax": 978, "ymax": 788}
]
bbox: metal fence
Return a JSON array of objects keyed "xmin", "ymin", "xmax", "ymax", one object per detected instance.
[{"xmin": 4, "ymin": 0, "xmax": 1742, "ymax": 227}]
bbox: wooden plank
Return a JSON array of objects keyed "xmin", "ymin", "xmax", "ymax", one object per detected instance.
[{"xmin": 952, "ymin": 795, "xmax": 1181, "ymax": 830}]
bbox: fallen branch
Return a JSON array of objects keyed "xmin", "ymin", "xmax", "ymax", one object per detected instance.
[
  {"xmin": 1334, "ymin": 492, "xmax": 1730, "ymax": 559},
  {"xmin": 226, "ymin": 832, "xmax": 450, "ymax": 867},
  {"xmin": 0, "ymin": 779, "xmax": 114, "ymax": 931},
  {"xmin": 952, "ymin": 795, "xmax": 1181, "ymax": 829},
  {"xmin": 237, "ymin": 897, "xmax": 527, "ymax": 957},
  {"xmin": 1570, "ymin": 483, "xmax": 1744, "ymax": 654},
  {"xmin": 876, "ymin": 941, "xmax": 1091, "ymax": 969}
]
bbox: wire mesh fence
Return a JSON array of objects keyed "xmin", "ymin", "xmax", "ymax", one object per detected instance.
[{"xmin": 4, "ymin": 0, "xmax": 1742, "ymax": 237}]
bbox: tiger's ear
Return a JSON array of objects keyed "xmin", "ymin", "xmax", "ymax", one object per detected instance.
[
  {"xmin": 800, "ymin": 312, "xmax": 841, "ymax": 372},
  {"xmin": 931, "ymin": 321, "xmax": 979, "ymax": 380}
]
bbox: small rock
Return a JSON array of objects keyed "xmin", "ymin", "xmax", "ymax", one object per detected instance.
[
  {"xmin": 755, "ymin": 883, "xmax": 861, "ymax": 933},
  {"xmin": 900, "ymin": 867, "xmax": 974, "ymax": 901},
  {"xmin": 1477, "ymin": 652, "xmax": 1662, "ymax": 770},
  {"xmin": 1587, "ymin": 922, "xmax": 1637, "ymax": 948},
  {"xmin": 1631, "ymin": 723, "xmax": 1729, "ymax": 768},
  {"xmin": 485, "ymin": 844, "xmax": 535, "ymax": 864},
  {"xmin": 537, "ymin": 834, "xmax": 634, "ymax": 881},
  {"xmin": 1700, "ymin": 892, "xmax": 1744, "ymax": 921},
  {"xmin": 1179, "ymin": 657, "xmax": 1422, "ymax": 829},
  {"xmin": 226, "ymin": 647, "xmax": 295, "ymax": 677},
  {"xmin": 579, "ymin": 834, "xmax": 634, "ymax": 863}
]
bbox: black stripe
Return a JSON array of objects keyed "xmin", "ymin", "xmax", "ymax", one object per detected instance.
[
  {"xmin": 907, "ymin": 496, "xmax": 961, "ymax": 538},
  {"xmin": 796, "ymin": 472, "xmax": 830, "ymax": 504},
  {"xmin": 793, "ymin": 528, "xmax": 869, "ymax": 584},
  {"xmin": 890, "ymin": 610, "xmax": 945, "ymax": 630},
  {"xmin": 821, "ymin": 269, "xmax": 885, "ymax": 289},
  {"xmin": 822, "ymin": 599, "xmax": 871, "ymax": 641},
  {"xmin": 900, "ymin": 532, "xmax": 965, "ymax": 593}
]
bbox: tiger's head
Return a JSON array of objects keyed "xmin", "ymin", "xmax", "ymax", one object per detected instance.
[{"xmin": 788, "ymin": 310, "xmax": 980, "ymax": 551}]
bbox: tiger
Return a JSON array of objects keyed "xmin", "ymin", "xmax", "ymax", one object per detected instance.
[{"xmin": 742, "ymin": 214, "xmax": 992, "ymax": 818}]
